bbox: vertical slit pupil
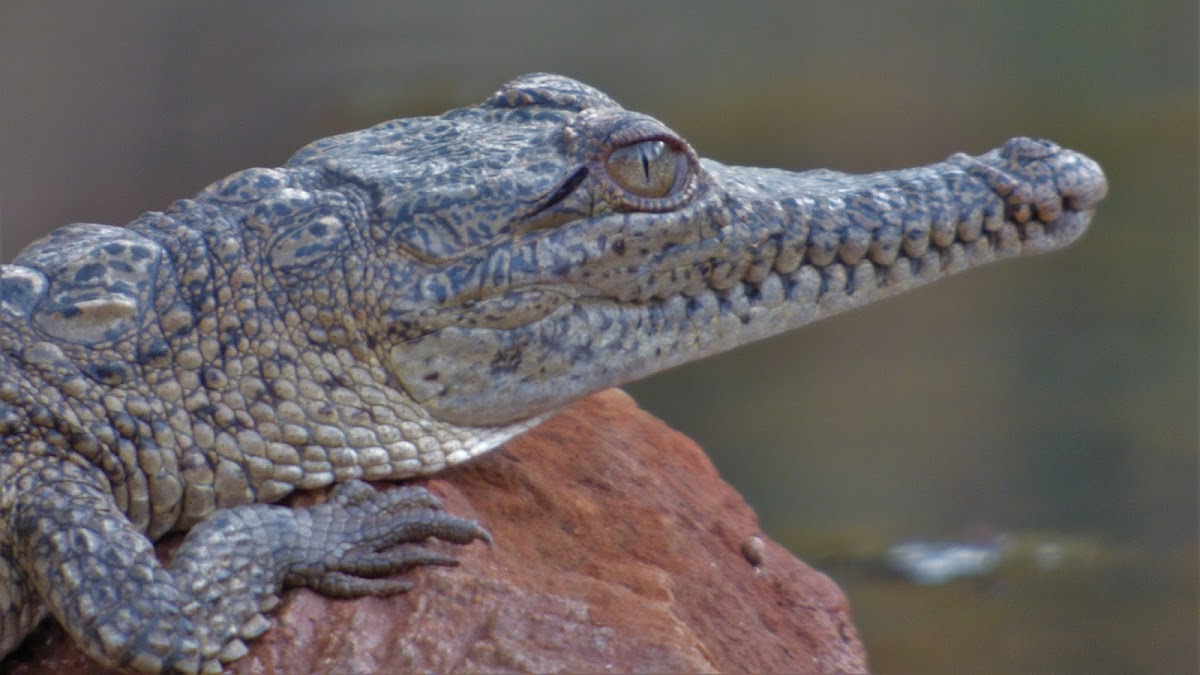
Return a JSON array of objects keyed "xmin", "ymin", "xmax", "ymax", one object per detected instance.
[{"xmin": 606, "ymin": 140, "xmax": 681, "ymax": 199}]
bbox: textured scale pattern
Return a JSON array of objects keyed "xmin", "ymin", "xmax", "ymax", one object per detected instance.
[{"xmin": 0, "ymin": 73, "xmax": 1106, "ymax": 672}]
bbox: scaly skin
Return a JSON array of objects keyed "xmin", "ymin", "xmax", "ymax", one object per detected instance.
[{"xmin": 0, "ymin": 73, "xmax": 1107, "ymax": 672}]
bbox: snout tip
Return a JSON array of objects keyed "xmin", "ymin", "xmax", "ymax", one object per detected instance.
[{"xmin": 992, "ymin": 138, "xmax": 1107, "ymax": 254}]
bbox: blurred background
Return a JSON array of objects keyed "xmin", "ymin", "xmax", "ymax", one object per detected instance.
[{"xmin": 1, "ymin": 2, "xmax": 1195, "ymax": 672}]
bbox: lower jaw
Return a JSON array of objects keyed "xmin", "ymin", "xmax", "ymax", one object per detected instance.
[{"xmin": 402, "ymin": 205, "xmax": 1083, "ymax": 427}]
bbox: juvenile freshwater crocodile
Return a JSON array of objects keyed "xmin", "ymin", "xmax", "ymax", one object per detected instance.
[{"xmin": 0, "ymin": 74, "xmax": 1106, "ymax": 672}]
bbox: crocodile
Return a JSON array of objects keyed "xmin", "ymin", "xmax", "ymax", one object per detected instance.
[{"xmin": 0, "ymin": 73, "xmax": 1107, "ymax": 672}]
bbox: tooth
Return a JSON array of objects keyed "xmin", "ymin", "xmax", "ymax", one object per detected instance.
[
  {"xmin": 868, "ymin": 225, "xmax": 902, "ymax": 266},
  {"xmin": 808, "ymin": 229, "xmax": 839, "ymax": 267},
  {"xmin": 837, "ymin": 227, "xmax": 870, "ymax": 265},
  {"xmin": 957, "ymin": 205, "xmax": 983, "ymax": 242},
  {"xmin": 966, "ymin": 237, "xmax": 994, "ymax": 264},
  {"xmin": 996, "ymin": 222, "xmax": 1021, "ymax": 255},
  {"xmin": 916, "ymin": 250, "xmax": 942, "ymax": 280},
  {"xmin": 944, "ymin": 243, "xmax": 970, "ymax": 274},
  {"xmin": 1010, "ymin": 202, "xmax": 1033, "ymax": 224},
  {"xmin": 930, "ymin": 210, "xmax": 956, "ymax": 248},
  {"xmin": 902, "ymin": 218, "xmax": 930, "ymax": 258},
  {"xmin": 982, "ymin": 200, "xmax": 1005, "ymax": 232},
  {"xmin": 744, "ymin": 239, "xmax": 777, "ymax": 283},
  {"xmin": 787, "ymin": 266, "xmax": 821, "ymax": 305},
  {"xmin": 708, "ymin": 259, "xmax": 742, "ymax": 290},
  {"xmin": 757, "ymin": 273, "xmax": 785, "ymax": 307},
  {"xmin": 848, "ymin": 260, "xmax": 878, "ymax": 296},
  {"xmin": 822, "ymin": 263, "xmax": 848, "ymax": 296}
]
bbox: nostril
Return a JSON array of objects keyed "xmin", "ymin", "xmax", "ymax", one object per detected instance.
[{"xmin": 1001, "ymin": 136, "xmax": 1059, "ymax": 161}]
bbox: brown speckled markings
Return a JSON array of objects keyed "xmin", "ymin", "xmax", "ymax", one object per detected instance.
[{"xmin": 0, "ymin": 73, "xmax": 1106, "ymax": 672}]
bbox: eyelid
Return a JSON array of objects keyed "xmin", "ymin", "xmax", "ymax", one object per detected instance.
[
  {"xmin": 514, "ymin": 167, "xmax": 590, "ymax": 235},
  {"xmin": 538, "ymin": 167, "xmax": 589, "ymax": 211}
]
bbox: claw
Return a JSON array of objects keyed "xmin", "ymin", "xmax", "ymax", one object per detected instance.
[
  {"xmin": 305, "ymin": 571, "xmax": 415, "ymax": 598},
  {"xmin": 281, "ymin": 480, "xmax": 490, "ymax": 600}
]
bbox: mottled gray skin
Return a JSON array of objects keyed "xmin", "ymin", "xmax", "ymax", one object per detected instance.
[{"xmin": 0, "ymin": 74, "xmax": 1107, "ymax": 672}]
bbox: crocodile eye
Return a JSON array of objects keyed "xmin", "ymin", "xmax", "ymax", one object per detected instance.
[{"xmin": 605, "ymin": 140, "xmax": 686, "ymax": 199}]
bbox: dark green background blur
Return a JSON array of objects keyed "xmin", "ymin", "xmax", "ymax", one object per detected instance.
[{"xmin": 2, "ymin": 2, "xmax": 1195, "ymax": 672}]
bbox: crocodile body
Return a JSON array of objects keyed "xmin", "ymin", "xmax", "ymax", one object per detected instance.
[{"xmin": 0, "ymin": 74, "xmax": 1106, "ymax": 672}]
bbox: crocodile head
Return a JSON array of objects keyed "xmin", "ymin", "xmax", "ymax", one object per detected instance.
[{"xmin": 284, "ymin": 73, "xmax": 1107, "ymax": 427}]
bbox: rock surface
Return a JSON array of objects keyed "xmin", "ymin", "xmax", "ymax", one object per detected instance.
[{"xmin": 7, "ymin": 389, "xmax": 866, "ymax": 674}]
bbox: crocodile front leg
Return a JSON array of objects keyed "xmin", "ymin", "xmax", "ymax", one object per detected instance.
[{"xmin": 5, "ymin": 458, "xmax": 485, "ymax": 673}]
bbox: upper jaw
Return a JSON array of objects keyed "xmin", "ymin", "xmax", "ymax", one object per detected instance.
[
  {"xmin": 398, "ymin": 136, "xmax": 1109, "ymax": 326},
  {"xmin": 531, "ymin": 136, "xmax": 1108, "ymax": 306},
  {"xmin": 383, "ymin": 137, "xmax": 1106, "ymax": 427}
]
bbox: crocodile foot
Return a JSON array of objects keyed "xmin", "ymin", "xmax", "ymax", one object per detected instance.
[
  {"xmin": 10, "ymin": 464, "xmax": 489, "ymax": 673},
  {"xmin": 276, "ymin": 480, "xmax": 491, "ymax": 597},
  {"xmin": 170, "ymin": 480, "xmax": 491, "ymax": 670}
]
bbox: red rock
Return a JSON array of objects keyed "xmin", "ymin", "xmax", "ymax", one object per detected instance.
[{"xmin": 6, "ymin": 390, "xmax": 867, "ymax": 674}]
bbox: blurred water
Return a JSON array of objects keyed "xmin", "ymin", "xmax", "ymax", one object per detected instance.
[{"xmin": 2, "ymin": 2, "xmax": 1196, "ymax": 671}]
